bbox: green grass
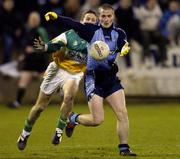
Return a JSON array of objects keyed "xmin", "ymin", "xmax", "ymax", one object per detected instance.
[{"xmin": 0, "ymin": 102, "xmax": 180, "ymax": 159}]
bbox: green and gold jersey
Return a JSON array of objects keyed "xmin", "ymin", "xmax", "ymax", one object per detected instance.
[{"xmin": 46, "ymin": 29, "xmax": 88, "ymax": 73}]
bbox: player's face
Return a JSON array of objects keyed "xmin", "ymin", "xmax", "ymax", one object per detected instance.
[
  {"xmin": 82, "ymin": 13, "xmax": 97, "ymax": 24},
  {"xmin": 99, "ymin": 9, "xmax": 114, "ymax": 28}
]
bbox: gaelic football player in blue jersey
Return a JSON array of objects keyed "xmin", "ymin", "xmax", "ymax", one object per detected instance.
[{"xmin": 45, "ymin": 3, "xmax": 136, "ymax": 156}]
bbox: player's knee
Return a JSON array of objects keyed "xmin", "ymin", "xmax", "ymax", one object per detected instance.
[
  {"xmin": 38, "ymin": 106, "xmax": 46, "ymax": 112},
  {"xmin": 63, "ymin": 94, "xmax": 74, "ymax": 104},
  {"xmin": 92, "ymin": 116, "xmax": 104, "ymax": 126},
  {"xmin": 33, "ymin": 104, "xmax": 46, "ymax": 113},
  {"xmin": 116, "ymin": 108, "xmax": 128, "ymax": 121}
]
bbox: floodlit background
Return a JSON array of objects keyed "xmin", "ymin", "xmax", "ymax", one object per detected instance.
[
  {"xmin": 0, "ymin": 0, "xmax": 180, "ymax": 158},
  {"xmin": 0, "ymin": 0, "xmax": 180, "ymax": 102}
]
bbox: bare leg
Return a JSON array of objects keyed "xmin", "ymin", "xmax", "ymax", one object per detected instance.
[
  {"xmin": 106, "ymin": 89, "xmax": 129, "ymax": 144},
  {"xmin": 28, "ymin": 90, "xmax": 51, "ymax": 124},
  {"xmin": 52, "ymin": 79, "xmax": 80, "ymax": 145},
  {"xmin": 60, "ymin": 79, "xmax": 80, "ymax": 119},
  {"xmin": 17, "ymin": 90, "xmax": 51, "ymax": 150},
  {"xmin": 77, "ymin": 95, "xmax": 104, "ymax": 126}
]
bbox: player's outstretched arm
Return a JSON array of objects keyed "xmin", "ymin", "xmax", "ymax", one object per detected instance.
[
  {"xmin": 44, "ymin": 12, "xmax": 96, "ymax": 42},
  {"xmin": 45, "ymin": 12, "xmax": 86, "ymax": 31},
  {"xmin": 34, "ymin": 36, "xmax": 65, "ymax": 53}
]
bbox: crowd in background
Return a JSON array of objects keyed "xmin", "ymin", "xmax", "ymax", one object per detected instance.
[{"xmin": 0, "ymin": 0, "xmax": 180, "ymax": 68}]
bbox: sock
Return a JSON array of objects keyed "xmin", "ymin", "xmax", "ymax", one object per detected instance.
[
  {"xmin": 56, "ymin": 115, "xmax": 67, "ymax": 130},
  {"xmin": 69, "ymin": 113, "xmax": 80, "ymax": 125},
  {"xmin": 17, "ymin": 87, "xmax": 26, "ymax": 104},
  {"xmin": 118, "ymin": 144, "xmax": 129, "ymax": 152},
  {"xmin": 24, "ymin": 119, "xmax": 33, "ymax": 133},
  {"xmin": 21, "ymin": 129, "xmax": 31, "ymax": 138},
  {"xmin": 56, "ymin": 128, "xmax": 63, "ymax": 134}
]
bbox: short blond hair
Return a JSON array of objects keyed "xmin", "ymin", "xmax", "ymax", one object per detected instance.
[{"xmin": 98, "ymin": 3, "xmax": 114, "ymax": 13}]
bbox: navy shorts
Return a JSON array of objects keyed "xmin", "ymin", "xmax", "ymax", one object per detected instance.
[{"xmin": 84, "ymin": 70, "xmax": 124, "ymax": 101}]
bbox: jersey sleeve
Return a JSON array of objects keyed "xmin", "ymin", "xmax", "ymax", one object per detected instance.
[
  {"xmin": 57, "ymin": 15, "xmax": 97, "ymax": 42},
  {"xmin": 65, "ymin": 29, "xmax": 88, "ymax": 53},
  {"xmin": 50, "ymin": 32, "xmax": 67, "ymax": 44},
  {"xmin": 117, "ymin": 28, "xmax": 127, "ymax": 51},
  {"xmin": 46, "ymin": 33, "xmax": 67, "ymax": 53}
]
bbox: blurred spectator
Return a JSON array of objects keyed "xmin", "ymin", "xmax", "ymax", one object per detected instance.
[
  {"xmin": 14, "ymin": 0, "xmax": 38, "ymax": 19},
  {"xmin": 115, "ymin": 0, "xmax": 141, "ymax": 68},
  {"xmin": 158, "ymin": 0, "xmax": 169, "ymax": 11},
  {"xmin": 100, "ymin": 0, "xmax": 117, "ymax": 5},
  {"xmin": 135, "ymin": 0, "xmax": 167, "ymax": 66},
  {"xmin": 64, "ymin": 0, "xmax": 81, "ymax": 19},
  {"xmin": 9, "ymin": 11, "xmax": 49, "ymax": 108},
  {"xmin": 160, "ymin": 0, "xmax": 180, "ymax": 45},
  {"xmin": 77, "ymin": 0, "xmax": 101, "ymax": 19},
  {"xmin": 0, "ymin": 0, "xmax": 23, "ymax": 63},
  {"xmin": 41, "ymin": 0, "xmax": 63, "ymax": 15},
  {"xmin": 80, "ymin": 0, "xmax": 101, "ymax": 12},
  {"xmin": 131, "ymin": 0, "xmax": 146, "ymax": 7},
  {"xmin": 36, "ymin": 0, "xmax": 48, "ymax": 13}
]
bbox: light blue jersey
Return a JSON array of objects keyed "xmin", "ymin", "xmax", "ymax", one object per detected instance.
[
  {"xmin": 87, "ymin": 25, "xmax": 126, "ymax": 71},
  {"xmin": 56, "ymin": 16, "xmax": 127, "ymax": 71}
]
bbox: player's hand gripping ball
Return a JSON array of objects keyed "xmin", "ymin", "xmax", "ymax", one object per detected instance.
[
  {"xmin": 89, "ymin": 41, "xmax": 110, "ymax": 60},
  {"xmin": 45, "ymin": 12, "xmax": 58, "ymax": 21}
]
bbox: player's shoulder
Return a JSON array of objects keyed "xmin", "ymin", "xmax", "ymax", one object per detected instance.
[
  {"xmin": 114, "ymin": 27, "xmax": 126, "ymax": 36},
  {"xmin": 113, "ymin": 26, "xmax": 127, "ymax": 39},
  {"xmin": 65, "ymin": 29, "xmax": 76, "ymax": 35},
  {"xmin": 50, "ymin": 32, "xmax": 67, "ymax": 44},
  {"xmin": 65, "ymin": 29, "xmax": 82, "ymax": 40}
]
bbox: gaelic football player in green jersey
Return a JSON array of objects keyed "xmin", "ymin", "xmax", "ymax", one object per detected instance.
[{"xmin": 17, "ymin": 10, "xmax": 97, "ymax": 150}]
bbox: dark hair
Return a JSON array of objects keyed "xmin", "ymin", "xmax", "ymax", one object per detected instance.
[
  {"xmin": 80, "ymin": 10, "xmax": 97, "ymax": 21},
  {"xmin": 98, "ymin": 3, "xmax": 114, "ymax": 13}
]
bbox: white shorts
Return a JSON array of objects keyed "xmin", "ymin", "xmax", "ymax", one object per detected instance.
[{"xmin": 40, "ymin": 62, "xmax": 84, "ymax": 95}]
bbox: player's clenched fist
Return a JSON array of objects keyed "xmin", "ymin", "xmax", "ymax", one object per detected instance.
[
  {"xmin": 120, "ymin": 42, "xmax": 130, "ymax": 57},
  {"xmin": 45, "ymin": 12, "xmax": 58, "ymax": 21}
]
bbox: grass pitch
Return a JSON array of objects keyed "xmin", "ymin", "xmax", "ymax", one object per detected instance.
[{"xmin": 0, "ymin": 102, "xmax": 180, "ymax": 159}]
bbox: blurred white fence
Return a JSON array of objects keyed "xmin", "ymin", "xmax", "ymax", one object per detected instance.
[{"xmin": 117, "ymin": 45, "xmax": 180, "ymax": 96}]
